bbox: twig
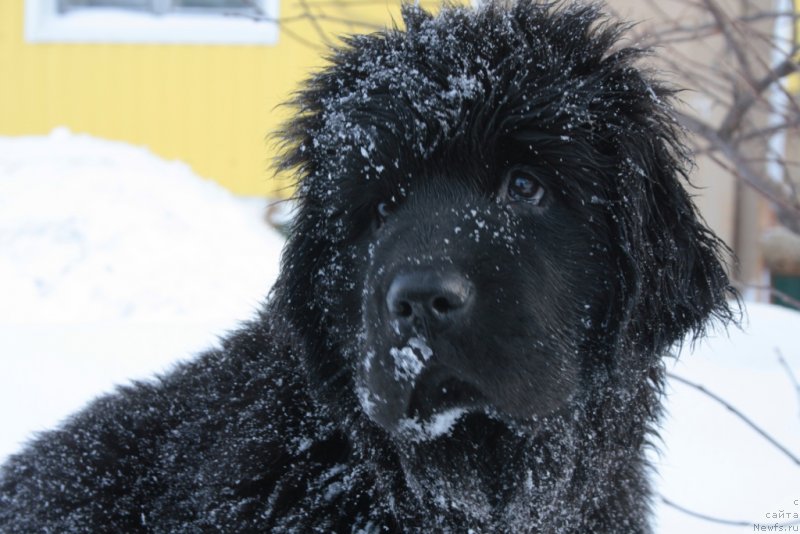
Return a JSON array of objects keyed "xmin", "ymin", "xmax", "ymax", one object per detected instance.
[
  {"xmin": 736, "ymin": 118, "xmax": 800, "ymax": 144},
  {"xmin": 660, "ymin": 496, "xmax": 750, "ymax": 526},
  {"xmin": 732, "ymin": 284, "xmax": 800, "ymax": 311},
  {"xmin": 718, "ymin": 58, "xmax": 799, "ymax": 141},
  {"xmin": 776, "ymin": 349, "xmax": 800, "ymax": 416},
  {"xmin": 296, "ymin": 0, "xmax": 338, "ymax": 47},
  {"xmin": 700, "ymin": 0, "xmax": 756, "ymax": 83},
  {"xmin": 675, "ymin": 110, "xmax": 800, "ymax": 219},
  {"xmin": 224, "ymin": 5, "xmax": 385, "ymax": 50},
  {"xmin": 668, "ymin": 372, "xmax": 800, "ymax": 467}
]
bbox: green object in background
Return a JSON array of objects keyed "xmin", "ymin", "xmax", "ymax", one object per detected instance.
[{"xmin": 772, "ymin": 274, "xmax": 800, "ymax": 309}]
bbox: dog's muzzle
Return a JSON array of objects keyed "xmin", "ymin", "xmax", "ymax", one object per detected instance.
[{"xmin": 385, "ymin": 269, "xmax": 474, "ymax": 336}]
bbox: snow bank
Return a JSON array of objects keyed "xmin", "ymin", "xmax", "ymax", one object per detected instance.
[
  {"xmin": 0, "ymin": 129, "xmax": 285, "ymax": 459},
  {"xmin": 0, "ymin": 127, "xmax": 283, "ymax": 324},
  {"xmin": 654, "ymin": 303, "xmax": 800, "ymax": 533}
]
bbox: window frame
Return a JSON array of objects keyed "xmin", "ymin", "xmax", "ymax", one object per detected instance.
[{"xmin": 25, "ymin": 0, "xmax": 280, "ymax": 45}]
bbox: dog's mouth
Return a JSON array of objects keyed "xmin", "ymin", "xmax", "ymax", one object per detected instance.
[
  {"xmin": 381, "ymin": 365, "xmax": 488, "ymax": 442},
  {"xmin": 358, "ymin": 333, "xmax": 493, "ymax": 440},
  {"xmin": 407, "ymin": 367, "xmax": 486, "ymax": 420}
]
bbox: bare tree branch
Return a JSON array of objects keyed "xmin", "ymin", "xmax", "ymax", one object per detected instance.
[
  {"xmin": 660, "ymin": 496, "xmax": 751, "ymax": 526},
  {"xmin": 668, "ymin": 372, "xmax": 800, "ymax": 467},
  {"xmin": 776, "ymin": 349, "xmax": 800, "ymax": 417},
  {"xmin": 297, "ymin": 0, "xmax": 334, "ymax": 47},
  {"xmin": 733, "ymin": 282, "xmax": 800, "ymax": 309},
  {"xmin": 674, "ymin": 110, "xmax": 800, "ymax": 217},
  {"xmin": 700, "ymin": 0, "xmax": 756, "ymax": 83},
  {"xmin": 635, "ymin": 0, "xmax": 800, "ymax": 246},
  {"xmin": 718, "ymin": 58, "xmax": 799, "ymax": 141}
]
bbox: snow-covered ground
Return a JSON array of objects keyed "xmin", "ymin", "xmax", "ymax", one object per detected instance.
[
  {"xmin": 1, "ymin": 130, "xmax": 798, "ymax": 532},
  {"xmin": 654, "ymin": 307, "xmax": 800, "ymax": 532}
]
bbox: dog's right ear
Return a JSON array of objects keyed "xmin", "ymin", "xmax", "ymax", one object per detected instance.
[{"xmin": 600, "ymin": 74, "xmax": 740, "ymax": 356}]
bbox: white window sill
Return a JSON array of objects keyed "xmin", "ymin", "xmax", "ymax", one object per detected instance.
[{"xmin": 25, "ymin": 5, "xmax": 279, "ymax": 45}]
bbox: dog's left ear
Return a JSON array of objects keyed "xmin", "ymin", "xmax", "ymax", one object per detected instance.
[{"xmin": 605, "ymin": 79, "xmax": 738, "ymax": 354}]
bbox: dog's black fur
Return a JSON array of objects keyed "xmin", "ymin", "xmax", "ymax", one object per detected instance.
[{"xmin": 0, "ymin": 2, "xmax": 735, "ymax": 532}]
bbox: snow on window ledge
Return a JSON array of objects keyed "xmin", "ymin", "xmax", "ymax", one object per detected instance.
[{"xmin": 25, "ymin": 0, "xmax": 280, "ymax": 45}]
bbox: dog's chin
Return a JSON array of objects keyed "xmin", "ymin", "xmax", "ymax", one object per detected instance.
[
  {"xmin": 356, "ymin": 330, "xmax": 574, "ymax": 442},
  {"xmin": 359, "ymin": 367, "xmax": 487, "ymax": 441},
  {"xmin": 387, "ymin": 369, "xmax": 483, "ymax": 441},
  {"xmin": 362, "ymin": 369, "xmax": 549, "ymax": 443},
  {"xmin": 392, "ymin": 406, "xmax": 476, "ymax": 443},
  {"xmin": 407, "ymin": 367, "xmax": 486, "ymax": 418},
  {"xmin": 391, "ymin": 408, "xmax": 536, "ymax": 446}
]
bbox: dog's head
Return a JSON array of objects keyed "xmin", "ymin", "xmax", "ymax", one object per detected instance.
[{"xmin": 275, "ymin": 1, "xmax": 735, "ymax": 439}]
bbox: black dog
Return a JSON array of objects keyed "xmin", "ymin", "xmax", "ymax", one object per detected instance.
[{"xmin": 0, "ymin": 1, "xmax": 735, "ymax": 531}]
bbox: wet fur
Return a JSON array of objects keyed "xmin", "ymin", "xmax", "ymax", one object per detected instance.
[{"xmin": 0, "ymin": 2, "xmax": 735, "ymax": 532}]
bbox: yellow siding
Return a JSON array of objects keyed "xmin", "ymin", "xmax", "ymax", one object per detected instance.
[{"xmin": 0, "ymin": 0, "xmax": 442, "ymax": 196}]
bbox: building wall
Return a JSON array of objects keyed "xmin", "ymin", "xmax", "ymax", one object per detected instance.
[
  {"xmin": 3, "ymin": 0, "xmax": 778, "ymax": 279},
  {"xmin": 0, "ymin": 0, "xmax": 437, "ymax": 196}
]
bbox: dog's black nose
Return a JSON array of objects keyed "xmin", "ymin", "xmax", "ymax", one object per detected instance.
[{"xmin": 386, "ymin": 270, "xmax": 474, "ymax": 331}]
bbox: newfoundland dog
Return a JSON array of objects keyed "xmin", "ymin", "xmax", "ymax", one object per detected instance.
[{"xmin": 0, "ymin": 1, "xmax": 735, "ymax": 532}]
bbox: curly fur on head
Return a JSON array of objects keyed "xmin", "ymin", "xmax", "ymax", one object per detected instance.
[
  {"xmin": 0, "ymin": 1, "xmax": 737, "ymax": 533},
  {"xmin": 277, "ymin": 0, "xmax": 736, "ymax": 393}
]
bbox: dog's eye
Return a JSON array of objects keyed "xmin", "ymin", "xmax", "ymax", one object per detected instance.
[
  {"xmin": 377, "ymin": 201, "xmax": 392, "ymax": 219},
  {"xmin": 374, "ymin": 201, "xmax": 393, "ymax": 228},
  {"xmin": 507, "ymin": 172, "xmax": 546, "ymax": 206}
]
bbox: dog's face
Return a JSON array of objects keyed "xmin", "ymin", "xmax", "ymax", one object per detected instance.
[
  {"xmin": 355, "ymin": 156, "xmax": 615, "ymax": 438},
  {"xmin": 276, "ymin": 2, "xmax": 734, "ymax": 441}
]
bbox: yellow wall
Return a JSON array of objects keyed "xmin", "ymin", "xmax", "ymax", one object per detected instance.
[{"xmin": 0, "ymin": 1, "xmax": 436, "ymax": 196}]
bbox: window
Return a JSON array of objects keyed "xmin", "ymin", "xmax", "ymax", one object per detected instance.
[
  {"xmin": 26, "ymin": 0, "xmax": 280, "ymax": 44},
  {"xmin": 57, "ymin": 0, "xmax": 264, "ymax": 16}
]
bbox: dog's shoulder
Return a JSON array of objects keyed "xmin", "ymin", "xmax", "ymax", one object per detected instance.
[{"xmin": 0, "ymin": 315, "xmax": 372, "ymax": 531}]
